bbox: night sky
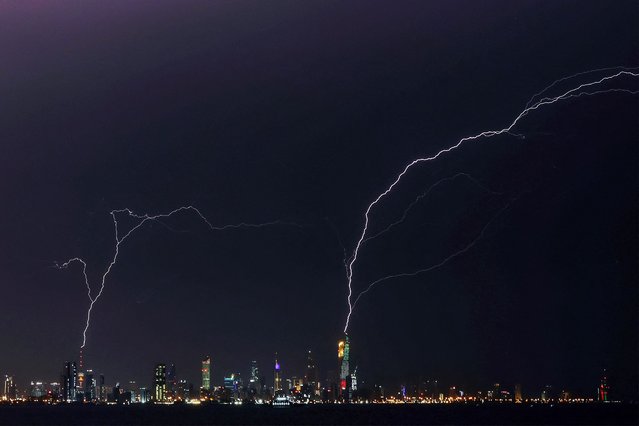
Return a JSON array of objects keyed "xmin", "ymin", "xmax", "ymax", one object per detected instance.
[{"xmin": 1, "ymin": 1, "xmax": 637, "ymax": 399}]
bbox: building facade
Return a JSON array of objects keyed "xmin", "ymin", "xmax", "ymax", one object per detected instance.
[
  {"xmin": 153, "ymin": 363, "xmax": 166, "ymax": 402},
  {"xmin": 338, "ymin": 335, "xmax": 350, "ymax": 400},
  {"xmin": 201, "ymin": 356, "xmax": 211, "ymax": 391},
  {"xmin": 61, "ymin": 362, "xmax": 77, "ymax": 402},
  {"xmin": 274, "ymin": 354, "xmax": 282, "ymax": 393}
]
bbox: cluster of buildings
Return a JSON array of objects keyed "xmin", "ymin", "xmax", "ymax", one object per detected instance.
[
  {"xmin": 0, "ymin": 336, "xmax": 357, "ymax": 405},
  {"xmin": 1, "ymin": 337, "xmax": 613, "ymax": 405}
]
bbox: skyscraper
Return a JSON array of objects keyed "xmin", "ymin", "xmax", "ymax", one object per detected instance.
[
  {"xmin": 599, "ymin": 370, "xmax": 609, "ymax": 402},
  {"xmin": 3, "ymin": 375, "xmax": 15, "ymax": 401},
  {"xmin": 350, "ymin": 366, "xmax": 358, "ymax": 393},
  {"xmin": 201, "ymin": 357, "xmax": 211, "ymax": 391},
  {"xmin": 249, "ymin": 360, "xmax": 259, "ymax": 393},
  {"xmin": 338, "ymin": 335, "xmax": 350, "ymax": 400},
  {"xmin": 98, "ymin": 374, "xmax": 106, "ymax": 402},
  {"xmin": 77, "ymin": 371, "xmax": 85, "ymax": 401},
  {"xmin": 85, "ymin": 370, "xmax": 96, "ymax": 402},
  {"xmin": 153, "ymin": 364, "xmax": 166, "ymax": 402},
  {"xmin": 305, "ymin": 350, "xmax": 319, "ymax": 396},
  {"xmin": 61, "ymin": 362, "xmax": 77, "ymax": 402},
  {"xmin": 223, "ymin": 373, "xmax": 241, "ymax": 399},
  {"xmin": 29, "ymin": 381, "xmax": 46, "ymax": 398},
  {"xmin": 274, "ymin": 354, "xmax": 282, "ymax": 393},
  {"xmin": 166, "ymin": 363, "xmax": 176, "ymax": 396}
]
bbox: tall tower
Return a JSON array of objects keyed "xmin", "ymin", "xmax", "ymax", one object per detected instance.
[
  {"xmin": 77, "ymin": 371, "xmax": 85, "ymax": 401},
  {"xmin": 273, "ymin": 354, "xmax": 282, "ymax": 393},
  {"xmin": 201, "ymin": 357, "xmax": 211, "ymax": 391},
  {"xmin": 153, "ymin": 364, "xmax": 166, "ymax": 402},
  {"xmin": 598, "ymin": 370, "xmax": 609, "ymax": 402},
  {"xmin": 3, "ymin": 375, "xmax": 15, "ymax": 401},
  {"xmin": 338, "ymin": 335, "xmax": 350, "ymax": 400},
  {"xmin": 305, "ymin": 350, "xmax": 319, "ymax": 396},
  {"xmin": 61, "ymin": 361, "xmax": 77, "ymax": 402},
  {"xmin": 166, "ymin": 363, "xmax": 176, "ymax": 396},
  {"xmin": 249, "ymin": 360, "xmax": 259, "ymax": 393},
  {"xmin": 85, "ymin": 370, "xmax": 96, "ymax": 402}
]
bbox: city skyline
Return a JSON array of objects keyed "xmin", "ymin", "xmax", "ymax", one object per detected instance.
[
  {"xmin": 0, "ymin": 338, "xmax": 630, "ymax": 404},
  {"xmin": 1, "ymin": 0, "xmax": 637, "ymax": 411},
  {"xmin": 1, "ymin": 348, "xmax": 619, "ymax": 404}
]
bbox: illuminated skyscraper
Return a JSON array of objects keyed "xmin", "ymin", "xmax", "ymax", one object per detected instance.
[
  {"xmin": 223, "ymin": 373, "xmax": 241, "ymax": 399},
  {"xmin": 61, "ymin": 362, "xmax": 77, "ymax": 402},
  {"xmin": 85, "ymin": 370, "xmax": 96, "ymax": 401},
  {"xmin": 305, "ymin": 350, "xmax": 319, "ymax": 396},
  {"xmin": 201, "ymin": 357, "xmax": 211, "ymax": 391},
  {"xmin": 249, "ymin": 360, "xmax": 259, "ymax": 393},
  {"xmin": 274, "ymin": 354, "xmax": 282, "ymax": 393},
  {"xmin": 77, "ymin": 371, "xmax": 85, "ymax": 401},
  {"xmin": 598, "ymin": 370, "xmax": 609, "ymax": 402},
  {"xmin": 338, "ymin": 335, "xmax": 350, "ymax": 400},
  {"xmin": 153, "ymin": 364, "xmax": 166, "ymax": 402},
  {"xmin": 3, "ymin": 375, "xmax": 16, "ymax": 401},
  {"xmin": 350, "ymin": 366, "xmax": 358, "ymax": 393}
]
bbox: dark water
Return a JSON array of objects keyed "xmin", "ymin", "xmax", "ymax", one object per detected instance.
[{"xmin": 0, "ymin": 403, "xmax": 637, "ymax": 425}]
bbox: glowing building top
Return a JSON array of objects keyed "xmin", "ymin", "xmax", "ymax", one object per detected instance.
[
  {"xmin": 274, "ymin": 353, "xmax": 282, "ymax": 392},
  {"xmin": 201, "ymin": 356, "xmax": 211, "ymax": 391}
]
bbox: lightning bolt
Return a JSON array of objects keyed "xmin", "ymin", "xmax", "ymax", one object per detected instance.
[
  {"xmin": 57, "ymin": 206, "xmax": 300, "ymax": 348},
  {"xmin": 362, "ymin": 172, "xmax": 500, "ymax": 245},
  {"xmin": 344, "ymin": 196, "xmax": 517, "ymax": 331},
  {"xmin": 524, "ymin": 66, "xmax": 638, "ymax": 109},
  {"xmin": 344, "ymin": 69, "xmax": 638, "ymax": 333}
]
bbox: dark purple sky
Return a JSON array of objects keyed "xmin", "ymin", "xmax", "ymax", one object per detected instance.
[{"xmin": 1, "ymin": 1, "xmax": 637, "ymax": 398}]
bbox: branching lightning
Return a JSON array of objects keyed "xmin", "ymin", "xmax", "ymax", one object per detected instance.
[
  {"xmin": 343, "ymin": 69, "xmax": 639, "ymax": 333},
  {"xmin": 524, "ymin": 66, "xmax": 638, "ymax": 109},
  {"xmin": 362, "ymin": 172, "xmax": 500, "ymax": 244},
  {"xmin": 344, "ymin": 196, "xmax": 518, "ymax": 331},
  {"xmin": 57, "ymin": 206, "xmax": 299, "ymax": 348}
]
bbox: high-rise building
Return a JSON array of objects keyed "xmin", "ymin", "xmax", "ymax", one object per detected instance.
[
  {"xmin": 85, "ymin": 370, "xmax": 96, "ymax": 402},
  {"xmin": 139, "ymin": 387, "xmax": 151, "ymax": 403},
  {"xmin": 48, "ymin": 382, "xmax": 61, "ymax": 399},
  {"xmin": 176, "ymin": 379, "xmax": 194, "ymax": 401},
  {"xmin": 97, "ymin": 374, "xmax": 106, "ymax": 402},
  {"xmin": 166, "ymin": 363, "xmax": 176, "ymax": 396},
  {"xmin": 350, "ymin": 366, "xmax": 358, "ymax": 393},
  {"xmin": 61, "ymin": 362, "xmax": 77, "ymax": 402},
  {"xmin": 3, "ymin": 375, "xmax": 15, "ymax": 401},
  {"xmin": 305, "ymin": 350, "xmax": 319, "ymax": 395},
  {"xmin": 201, "ymin": 357, "xmax": 211, "ymax": 391},
  {"xmin": 599, "ymin": 370, "xmax": 609, "ymax": 402},
  {"xmin": 514, "ymin": 384, "xmax": 522, "ymax": 403},
  {"xmin": 493, "ymin": 383, "xmax": 501, "ymax": 401},
  {"xmin": 223, "ymin": 373, "xmax": 241, "ymax": 399},
  {"xmin": 30, "ymin": 381, "xmax": 46, "ymax": 398},
  {"xmin": 541, "ymin": 385, "xmax": 553, "ymax": 402},
  {"xmin": 423, "ymin": 379, "xmax": 438, "ymax": 400},
  {"xmin": 128, "ymin": 381, "xmax": 138, "ymax": 403},
  {"xmin": 249, "ymin": 360, "xmax": 259, "ymax": 393},
  {"xmin": 153, "ymin": 364, "xmax": 167, "ymax": 402},
  {"xmin": 77, "ymin": 371, "xmax": 85, "ymax": 401},
  {"xmin": 338, "ymin": 335, "xmax": 350, "ymax": 400},
  {"xmin": 274, "ymin": 354, "xmax": 282, "ymax": 393}
]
